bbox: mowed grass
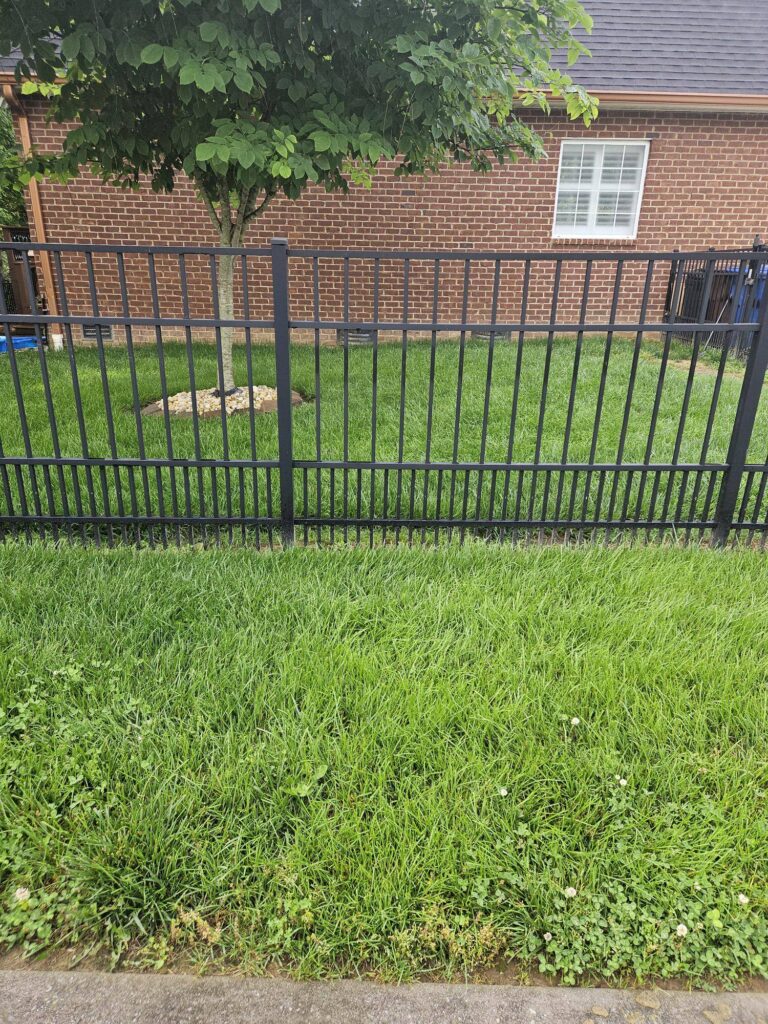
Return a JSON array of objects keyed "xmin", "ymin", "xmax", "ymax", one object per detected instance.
[
  {"xmin": 1, "ymin": 335, "xmax": 767, "ymax": 537},
  {"xmin": 1, "ymin": 542, "xmax": 768, "ymax": 983}
]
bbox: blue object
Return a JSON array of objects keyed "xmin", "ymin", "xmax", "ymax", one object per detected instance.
[
  {"xmin": 716, "ymin": 264, "xmax": 768, "ymax": 323},
  {"xmin": 731, "ymin": 265, "xmax": 768, "ymax": 324},
  {"xmin": 0, "ymin": 335, "xmax": 37, "ymax": 353}
]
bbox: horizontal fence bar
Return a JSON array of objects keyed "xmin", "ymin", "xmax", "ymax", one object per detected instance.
[
  {"xmin": 2, "ymin": 241, "xmax": 764, "ymax": 263},
  {"xmin": 0, "ymin": 455, "xmax": 280, "ymax": 470},
  {"xmin": 289, "ymin": 320, "xmax": 759, "ymax": 334},
  {"xmin": 292, "ymin": 459, "xmax": 730, "ymax": 472},
  {"xmin": 0, "ymin": 241, "xmax": 272, "ymax": 257},
  {"xmin": 0, "ymin": 514, "xmax": 278, "ymax": 529},
  {"xmin": 288, "ymin": 247, "xmax": 764, "ymax": 263},
  {"xmin": 1, "ymin": 313, "xmax": 275, "ymax": 330},
  {"xmin": 4, "ymin": 314, "xmax": 758, "ymax": 336},
  {"xmin": 0, "ymin": 456, "xmax": 742, "ymax": 474},
  {"xmin": 292, "ymin": 516, "xmax": 725, "ymax": 530}
]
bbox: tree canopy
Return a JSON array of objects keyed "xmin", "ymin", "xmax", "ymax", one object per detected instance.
[{"xmin": 0, "ymin": 0, "xmax": 597, "ymax": 391}]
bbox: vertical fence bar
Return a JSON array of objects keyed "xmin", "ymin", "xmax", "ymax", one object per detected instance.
[
  {"xmin": 370, "ymin": 257, "xmax": 380, "ymax": 547},
  {"xmin": 313, "ymin": 257, "xmax": 322, "ymax": 546},
  {"xmin": 529, "ymin": 258, "xmax": 562, "ymax": 539},
  {"xmin": 271, "ymin": 238, "xmax": 294, "ymax": 547},
  {"xmin": 342, "ymin": 256, "xmax": 350, "ymax": 543},
  {"xmin": 500, "ymin": 258, "xmax": 530, "ymax": 545},
  {"xmin": 208, "ymin": 255, "xmax": 233, "ymax": 545},
  {"xmin": 475, "ymin": 258, "xmax": 501, "ymax": 536},
  {"xmin": 712, "ymin": 276, "xmax": 768, "ymax": 545},
  {"xmin": 147, "ymin": 252, "xmax": 181, "ymax": 546},
  {"xmin": 395, "ymin": 257, "xmax": 410, "ymax": 544},
  {"xmin": 177, "ymin": 254, "xmax": 205, "ymax": 547},
  {"xmin": 421, "ymin": 258, "xmax": 440, "ymax": 543},
  {"xmin": 241, "ymin": 255, "xmax": 261, "ymax": 549},
  {"xmin": 448, "ymin": 258, "xmax": 471, "ymax": 540}
]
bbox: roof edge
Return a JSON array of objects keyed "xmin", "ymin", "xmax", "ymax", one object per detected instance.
[{"xmin": 572, "ymin": 90, "xmax": 768, "ymax": 112}]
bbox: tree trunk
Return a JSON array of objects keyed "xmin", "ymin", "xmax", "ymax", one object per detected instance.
[{"xmin": 217, "ymin": 250, "xmax": 236, "ymax": 394}]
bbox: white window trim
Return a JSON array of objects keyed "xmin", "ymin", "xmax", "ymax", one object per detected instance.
[{"xmin": 552, "ymin": 139, "xmax": 651, "ymax": 241}]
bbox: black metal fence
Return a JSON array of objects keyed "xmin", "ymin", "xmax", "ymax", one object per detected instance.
[{"xmin": 0, "ymin": 239, "xmax": 767, "ymax": 547}]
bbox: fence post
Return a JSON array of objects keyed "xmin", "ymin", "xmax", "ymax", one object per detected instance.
[
  {"xmin": 712, "ymin": 266, "xmax": 768, "ymax": 545},
  {"xmin": 271, "ymin": 237, "xmax": 294, "ymax": 548}
]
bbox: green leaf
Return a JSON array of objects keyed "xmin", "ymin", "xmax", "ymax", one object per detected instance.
[
  {"xmin": 80, "ymin": 35, "xmax": 95, "ymax": 62},
  {"xmin": 410, "ymin": 69, "xmax": 424, "ymax": 85},
  {"xmin": 179, "ymin": 62, "xmax": 199, "ymax": 86},
  {"xmin": 199, "ymin": 22, "xmax": 221, "ymax": 43},
  {"xmin": 163, "ymin": 47, "xmax": 179, "ymax": 69},
  {"xmin": 311, "ymin": 131, "xmax": 332, "ymax": 152},
  {"xmin": 259, "ymin": 0, "xmax": 281, "ymax": 11},
  {"xmin": 234, "ymin": 70, "xmax": 254, "ymax": 93},
  {"xmin": 60, "ymin": 34, "xmax": 81, "ymax": 60},
  {"xmin": 195, "ymin": 142, "xmax": 217, "ymax": 161},
  {"xmin": 140, "ymin": 44, "xmax": 165, "ymax": 65}
]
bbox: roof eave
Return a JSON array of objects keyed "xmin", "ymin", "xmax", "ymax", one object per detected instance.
[{"xmin": 555, "ymin": 89, "xmax": 768, "ymax": 113}]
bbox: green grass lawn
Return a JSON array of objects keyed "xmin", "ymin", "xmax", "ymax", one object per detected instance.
[
  {"xmin": 1, "ymin": 336, "xmax": 767, "ymax": 541},
  {"xmin": 1, "ymin": 542, "xmax": 768, "ymax": 983}
]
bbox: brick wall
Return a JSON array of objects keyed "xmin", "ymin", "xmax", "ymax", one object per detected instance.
[{"xmin": 14, "ymin": 100, "xmax": 768, "ymax": 341}]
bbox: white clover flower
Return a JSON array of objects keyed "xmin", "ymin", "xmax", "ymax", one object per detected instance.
[
  {"xmin": 498, "ymin": 787, "xmax": 508, "ymax": 797},
  {"xmin": 13, "ymin": 887, "xmax": 30, "ymax": 904},
  {"xmin": 619, "ymin": 778, "xmax": 627, "ymax": 787},
  {"xmin": 570, "ymin": 717, "xmax": 580, "ymax": 726},
  {"xmin": 693, "ymin": 882, "xmax": 702, "ymax": 891},
  {"xmin": 676, "ymin": 923, "xmax": 688, "ymax": 937},
  {"xmin": 543, "ymin": 932, "xmax": 552, "ymax": 942},
  {"xmin": 564, "ymin": 887, "xmax": 577, "ymax": 898},
  {"xmin": 738, "ymin": 893, "xmax": 749, "ymax": 905}
]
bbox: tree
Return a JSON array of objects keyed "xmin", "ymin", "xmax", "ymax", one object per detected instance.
[
  {"xmin": 0, "ymin": 0, "xmax": 596, "ymax": 395},
  {"xmin": 0, "ymin": 105, "xmax": 27, "ymax": 227}
]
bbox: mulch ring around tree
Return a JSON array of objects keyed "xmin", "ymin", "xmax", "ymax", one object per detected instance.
[{"xmin": 142, "ymin": 386, "xmax": 306, "ymax": 418}]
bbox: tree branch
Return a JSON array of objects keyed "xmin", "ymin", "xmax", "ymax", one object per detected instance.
[
  {"xmin": 243, "ymin": 187, "xmax": 276, "ymax": 223},
  {"xmin": 231, "ymin": 183, "xmax": 256, "ymax": 245},
  {"xmin": 219, "ymin": 181, "xmax": 233, "ymax": 243},
  {"xmin": 197, "ymin": 179, "xmax": 222, "ymax": 234}
]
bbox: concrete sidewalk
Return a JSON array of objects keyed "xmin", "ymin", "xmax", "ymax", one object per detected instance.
[{"xmin": 1, "ymin": 972, "xmax": 767, "ymax": 1024}]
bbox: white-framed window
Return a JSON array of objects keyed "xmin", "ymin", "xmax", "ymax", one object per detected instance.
[{"xmin": 552, "ymin": 140, "xmax": 650, "ymax": 240}]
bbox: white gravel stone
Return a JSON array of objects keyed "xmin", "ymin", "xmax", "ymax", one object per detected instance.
[{"xmin": 157, "ymin": 386, "xmax": 278, "ymax": 416}]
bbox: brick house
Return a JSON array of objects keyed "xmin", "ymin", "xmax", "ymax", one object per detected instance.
[{"xmin": 1, "ymin": 0, "xmax": 767, "ymax": 340}]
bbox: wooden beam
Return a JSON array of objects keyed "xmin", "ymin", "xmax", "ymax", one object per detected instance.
[{"xmin": 2, "ymin": 84, "xmax": 61, "ymax": 343}]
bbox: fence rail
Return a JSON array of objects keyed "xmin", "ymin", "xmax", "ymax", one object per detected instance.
[{"xmin": 0, "ymin": 239, "xmax": 767, "ymax": 548}]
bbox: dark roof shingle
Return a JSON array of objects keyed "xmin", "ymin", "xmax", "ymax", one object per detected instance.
[{"xmin": 552, "ymin": 0, "xmax": 768, "ymax": 96}]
